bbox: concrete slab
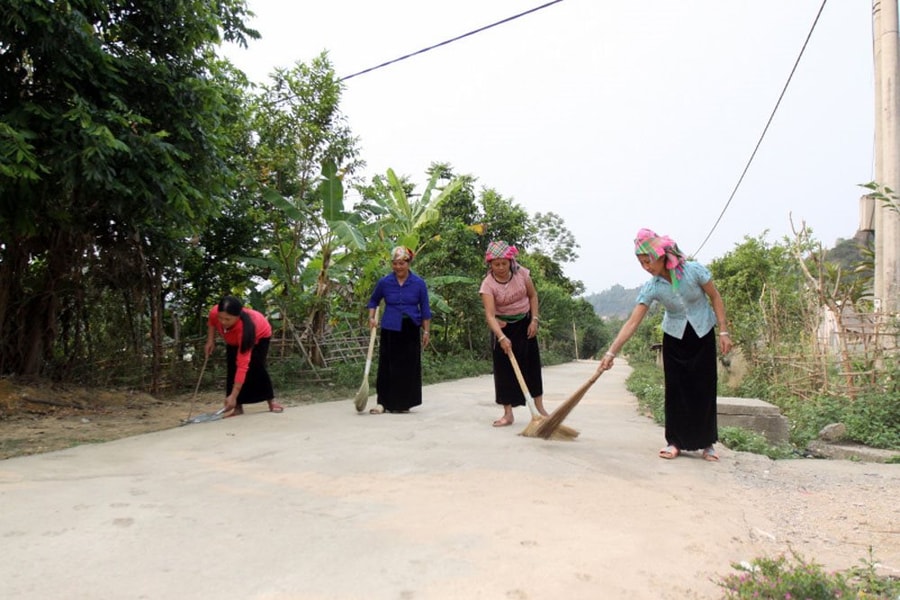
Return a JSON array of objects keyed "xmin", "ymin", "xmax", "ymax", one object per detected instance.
[
  {"xmin": 718, "ymin": 396, "xmax": 791, "ymax": 444},
  {"xmin": 717, "ymin": 397, "xmax": 783, "ymax": 416},
  {"xmin": 808, "ymin": 440, "xmax": 900, "ymax": 463}
]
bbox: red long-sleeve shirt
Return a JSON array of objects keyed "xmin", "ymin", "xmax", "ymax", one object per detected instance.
[{"xmin": 208, "ymin": 306, "xmax": 272, "ymax": 385}]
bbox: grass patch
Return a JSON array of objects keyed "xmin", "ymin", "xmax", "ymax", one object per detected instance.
[{"xmin": 718, "ymin": 426, "xmax": 794, "ymax": 460}]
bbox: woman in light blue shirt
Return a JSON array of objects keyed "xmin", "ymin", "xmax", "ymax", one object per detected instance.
[
  {"xmin": 598, "ymin": 229, "xmax": 732, "ymax": 461},
  {"xmin": 366, "ymin": 246, "xmax": 432, "ymax": 414}
]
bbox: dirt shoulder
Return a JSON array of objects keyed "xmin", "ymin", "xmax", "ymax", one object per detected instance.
[{"xmin": 0, "ymin": 378, "xmax": 348, "ymax": 460}]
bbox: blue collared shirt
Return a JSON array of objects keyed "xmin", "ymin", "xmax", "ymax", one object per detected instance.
[
  {"xmin": 635, "ymin": 261, "xmax": 716, "ymax": 339},
  {"xmin": 367, "ymin": 271, "xmax": 432, "ymax": 332}
]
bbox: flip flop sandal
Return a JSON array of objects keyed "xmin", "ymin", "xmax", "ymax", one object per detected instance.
[
  {"xmin": 658, "ymin": 445, "xmax": 680, "ymax": 459},
  {"xmin": 269, "ymin": 402, "xmax": 284, "ymax": 413},
  {"xmin": 369, "ymin": 405, "xmax": 385, "ymax": 414},
  {"xmin": 702, "ymin": 447, "xmax": 719, "ymax": 462}
]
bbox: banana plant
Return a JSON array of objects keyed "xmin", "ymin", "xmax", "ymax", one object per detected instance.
[
  {"xmin": 369, "ymin": 167, "xmax": 464, "ymax": 254},
  {"xmin": 303, "ymin": 160, "xmax": 367, "ymax": 353}
]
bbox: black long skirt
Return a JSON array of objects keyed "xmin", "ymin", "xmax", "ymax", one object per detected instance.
[
  {"xmin": 376, "ymin": 319, "xmax": 423, "ymax": 412},
  {"xmin": 662, "ymin": 323, "xmax": 718, "ymax": 451},
  {"xmin": 491, "ymin": 316, "xmax": 542, "ymax": 407},
  {"xmin": 226, "ymin": 337, "xmax": 275, "ymax": 406}
]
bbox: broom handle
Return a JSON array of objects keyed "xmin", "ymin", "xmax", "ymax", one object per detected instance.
[
  {"xmin": 363, "ymin": 307, "xmax": 379, "ymax": 378},
  {"xmin": 507, "ymin": 349, "xmax": 541, "ymax": 419}
]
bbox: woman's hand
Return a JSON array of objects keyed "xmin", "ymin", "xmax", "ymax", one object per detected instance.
[
  {"xmin": 497, "ymin": 335, "xmax": 511, "ymax": 354},
  {"xmin": 526, "ymin": 320, "xmax": 538, "ymax": 339},
  {"xmin": 598, "ymin": 351, "xmax": 615, "ymax": 372},
  {"xmin": 204, "ymin": 339, "xmax": 215, "ymax": 357},
  {"xmin": 719, "ymin": 332, "xmax": 733, "ymax": 355},
  {"xmin": 223, "ymin": 393, "xmax": 237, "ymax": 412}
]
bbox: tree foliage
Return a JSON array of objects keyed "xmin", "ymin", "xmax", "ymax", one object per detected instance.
[
  {"xmin": 0, "ymin": 3, "xmax": 610, "ymax": 391},
  {"xmin": 0, "ymin": 0, "xmax": 258, "ymax": 382}
]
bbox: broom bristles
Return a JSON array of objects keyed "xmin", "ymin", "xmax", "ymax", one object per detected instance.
[
  {"xmin": 534, "ymin": 373, "xmax": 601, "ymax": 440},
  {"xmin": 519, "ymin": 416, "xmax": 579, "ymax": 441},
  {"xmin": 353, "ymin": 382, "xmax": 369, "ymax": 412}
]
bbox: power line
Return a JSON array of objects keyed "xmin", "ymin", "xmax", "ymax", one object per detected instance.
[
  {"xmin": 692, "ymin": 0, "xmax": 829, "ymax": 257},
  {"xmin": 339, "ymin": 0, "xmax": 565, "ymax": 82}
]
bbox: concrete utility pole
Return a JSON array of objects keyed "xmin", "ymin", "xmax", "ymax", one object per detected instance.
[{"xmin": 873, "ymin": 0, "xmax": 900, "ymax": 315}]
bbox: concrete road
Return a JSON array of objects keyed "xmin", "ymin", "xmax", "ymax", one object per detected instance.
[{"xmin": 1, "ymin": 360, "xmax": 897, "ymax": 600}]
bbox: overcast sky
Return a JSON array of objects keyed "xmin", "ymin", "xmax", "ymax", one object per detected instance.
[{"xmin": 221, "ymin": 0, "xmax": 874, "ymax": 295}]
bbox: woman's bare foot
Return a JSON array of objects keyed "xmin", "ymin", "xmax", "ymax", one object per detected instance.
[
  {"xmin": 224, "ymin": 406, "xmax": 244, "ymax": 418},
  {"xmin": 268, "ymin": 401, "xmax": 284, "ymax": 413},
  {"xmin": 492, "ymin": 415, "xmax": 514, "ymax": 427}
]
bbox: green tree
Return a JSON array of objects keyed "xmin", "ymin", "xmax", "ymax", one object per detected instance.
[
  {"xmin": 0, "ymin": 0, "xmax": 258, "ymax": 383},
  {"xmin": 478, "ymin": 188, "xmax": 532, "ymax": 248},
  {"xmin": 529, "ymin": 212, "xmax": 580, "ymax": 264},
  {"xmin": 248, "ymin": 54, "xmax": 362, "ymax": 300},
  {"xmin": 708, "ymin": 233, "xmax": 807, "ymax": 364}
]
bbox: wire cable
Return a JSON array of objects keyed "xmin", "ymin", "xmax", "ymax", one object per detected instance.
[
  {"xmin": 339, "ymin": 0, "xmax": 565, "ymax": 81},
  {"xmin": 692, "ymin": 0, "xmax": 828, "ymax": 257}
]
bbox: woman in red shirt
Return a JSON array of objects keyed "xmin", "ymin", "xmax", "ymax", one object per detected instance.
[{"xmin": 205, "ymin": 296, "xmax": 282, "ymax": 417}]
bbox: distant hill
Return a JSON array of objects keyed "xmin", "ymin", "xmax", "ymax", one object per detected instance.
[{"xmin": 584, "ymin": 284, "xmax": 640, "ymax": 319}]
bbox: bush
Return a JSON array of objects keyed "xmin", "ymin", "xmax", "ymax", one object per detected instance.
[
  {"xmin": 624, "ymin": 361, "xmax": 665, "ymax": 423},
  {"xmin": 843, "ymin": 390, "xmax": 900, "ymax": 450},
  {"xmin": 324, "ymin": 351, "xmax": 494, "ymax": 390},
  {"xmin": 717, "ymin": 549, "xmax": 900, "ymax": 599},
  {"xmin": 718, "ymin": 426, "xmax": 794, "ymax": 460},
  {"xmin": 422, "ymin": 352, "xmax": 492, "ymax": 385},
  {"xmin": 774, "ymin": 389, "xmax": 900, "ymax": 451}
]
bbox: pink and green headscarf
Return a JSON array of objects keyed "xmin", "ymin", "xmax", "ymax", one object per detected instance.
[
  {"xmin": 485, "ymin": 240, "xmax": 520, "ymax": 273},
  {"xmin": 485, "ymin": 240, "xmax": 519, "ymax": 263},
  {"xmin": 484, "ymin": 240, "xmax": 519, "ymax": 262},
  {"xmin": 634, "ymin": 228, "xmax": 686, "ymax": 289}
]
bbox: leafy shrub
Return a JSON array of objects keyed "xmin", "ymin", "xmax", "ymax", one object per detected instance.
[
  {"xmin": 421, "ymin": 352, "xmax": 492, "ymax": 385},
  {"xmin": 717, "ymin": 550, "xmax": 900, "ymax": 599},
  {"xmin": 624, "ymin": 362, "xmax": 665, "ymax": 423},
  {"xmin": 327, "ymin": 351, "xmax": 493, "ymax": 389},
  {"xmin": 780, "ymin": 394, "xmax": 849, "ymax": 448},
  {"xmin": 718, "ymin": 552, "xmax": 852, "ymax": 599},
  {"xmin": 326, "ymin": 360, "xmax": 369, "ymax": 389},
  {"xmin": 774, "ymin": 389, "xmax": 900, "ymax": 451},
  {"xmin": 718, "ymin": 426, "xmax": 793, "ymax": 460},
  {"xmin": 842, "ymin": 390, "xmax": 900, "ymax": 450}
]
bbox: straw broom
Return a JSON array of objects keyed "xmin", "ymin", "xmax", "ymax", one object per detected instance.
[
  {"xmin": 507, "ymin": 350, "xmax": 579, "ymax": 441},
  {"xmin": 354, "ymin": 307, "xmax": 379, "ymax": 412},
  {"xmin": 533, "ymin": 369, "xmax": 603, "ymax": 440}
]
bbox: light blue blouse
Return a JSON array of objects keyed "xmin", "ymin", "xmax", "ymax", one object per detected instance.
[{"xmin": 635, "ymin": 261, "xmax": 716, "ymax": 339}]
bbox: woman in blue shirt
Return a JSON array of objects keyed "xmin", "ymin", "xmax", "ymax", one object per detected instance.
[
  {"xmin": 598, "ymin": 229, "xmax": 733, "ymax": 461},
  {"xmin": 366, "ymin": 246, "xmax": 432, "ymax": 414}
]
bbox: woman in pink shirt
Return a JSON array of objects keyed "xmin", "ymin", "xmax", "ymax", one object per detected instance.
[
  {"xmin": 479, "ymin": 241, "xmax": 546, "ymax": 427},
  {"xmin": 205, "ymin": 296, "xmax": 282, "ymax": 417}
]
